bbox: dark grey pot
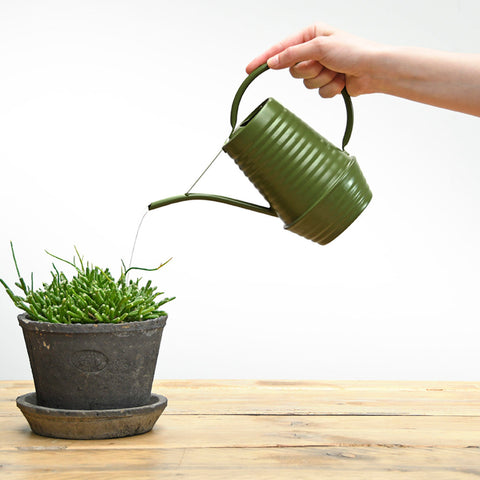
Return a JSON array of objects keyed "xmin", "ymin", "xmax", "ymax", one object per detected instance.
[{"xmin": 18, "ymin": 314, "xmax": 167, "ymax": 410}]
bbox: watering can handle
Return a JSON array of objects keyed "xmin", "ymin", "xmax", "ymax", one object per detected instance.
[{"xmin": 229, "ymin": 63, "xmax": 354, "ymax": 151}]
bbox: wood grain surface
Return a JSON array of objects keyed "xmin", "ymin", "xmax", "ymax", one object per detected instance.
[{"xmin": 1, "ymin": 380, "xmax": 479, "ymax": 479}]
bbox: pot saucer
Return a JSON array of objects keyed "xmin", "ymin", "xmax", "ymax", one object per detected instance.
[{"xmin": 16, "ymin": 392, "xmax": 167, "ymax": 440}]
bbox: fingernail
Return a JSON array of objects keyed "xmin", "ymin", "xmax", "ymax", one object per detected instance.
[{"xmin": 267, "ymin": 55, "xmax": 279, "ymax": 68}]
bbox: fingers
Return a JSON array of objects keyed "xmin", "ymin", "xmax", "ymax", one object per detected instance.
[
  {"xmin": 267, "ymin": 37, "xmax": 327, "ymax": 69},
  {"xmin": 303, "ymin": 67, "xmax": 337, "ymax": 89},
  {"xmin": 245, "ymin": 22, "xmax": 345, "ymax": 98},
  {"xmin": 289, "ymin": 60, "xmax": 336, "ymax": 88},
  {"xmin": 289, "ymin": 60, "xmax": 323, "ymax": 79},
  {"xmin": 318, "ymin": 74, "xmax": 346, "ymax": 98},
  {"xmin": 246, "ymin": 24, "xmax": 320, "ymax": 73},
  {"xmin": 246, "ymin": 35, "xmax": 308, "ymax": 73},
  {"xmin": 289, "ymin": 60, "xmax": 345, "ymax": 98}
]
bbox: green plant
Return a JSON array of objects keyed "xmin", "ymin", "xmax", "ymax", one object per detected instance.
[{"xmin": 0, "ymin": 243, "xmax": 174, "ymax": 324}]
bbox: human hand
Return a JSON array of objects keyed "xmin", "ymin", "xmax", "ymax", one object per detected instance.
[{"xmin": 246, "ymin": 23, "xmax": 381, "ymax": 98}]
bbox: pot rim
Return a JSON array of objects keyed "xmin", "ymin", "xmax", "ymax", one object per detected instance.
[
  {"xmin": 17, "ymin": 392, "xmax": 168, "ymax": 418},
  {"xmin": 17, "ymin": 313, "xmax": 167, "ymax": 333}
]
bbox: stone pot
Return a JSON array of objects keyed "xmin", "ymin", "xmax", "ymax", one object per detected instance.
[{"xmin": 18, "ymin": 314, "xmax": 167, "ymax": 410}]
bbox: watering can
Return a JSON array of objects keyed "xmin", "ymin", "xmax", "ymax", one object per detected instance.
[{"xmin": 149, "ymin": 63, "xmax": 372, "ymax": 245}]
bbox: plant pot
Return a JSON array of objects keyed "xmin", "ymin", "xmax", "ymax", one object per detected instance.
[
  {"xmin": 16, "ymin": 392, "xmax": 168, "ymax": 440},
  {"xmin": 18, "ymin": 313, "xmax": 167, "ymax": 410}
]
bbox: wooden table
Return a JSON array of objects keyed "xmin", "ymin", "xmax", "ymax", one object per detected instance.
[{"xmin": 1, "ymin": 380, "xmax": 479, "ymax": 478}]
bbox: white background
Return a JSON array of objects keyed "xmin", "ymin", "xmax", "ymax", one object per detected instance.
[{"xmin": 1, "ymin": 0, "xmax": 479, "ymax": 381}]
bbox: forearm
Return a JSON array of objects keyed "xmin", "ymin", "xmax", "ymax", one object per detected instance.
[
  {"xmin": 363, "ymin": 47, "xmax": 480, "ymax": 116},
  {"xmin": 247, "ymin": 23, "xmax": 480, "ymax": 117}
]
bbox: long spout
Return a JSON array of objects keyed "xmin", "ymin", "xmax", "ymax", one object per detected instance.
[{"xmin": 148, "ymin": 193, "xmax": 277, "ymax": 217}]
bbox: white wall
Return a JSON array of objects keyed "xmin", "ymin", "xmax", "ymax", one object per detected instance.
[{"xmin": 1, "ymin": 0, "xmax": 479, "ymax": 381}]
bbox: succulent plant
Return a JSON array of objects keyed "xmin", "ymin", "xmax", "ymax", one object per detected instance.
[{"xmin": 0, "ymin": 243, "xmax": 174, "ymax": 324}]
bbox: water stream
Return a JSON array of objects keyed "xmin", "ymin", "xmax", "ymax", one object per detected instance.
[
  {"xmin": 128, "ymin": 145, "xmax": 225, "ymax": 274},
  {"xmin": 127, "ymin": 209, "xmax": 149, "ymax": 275}
]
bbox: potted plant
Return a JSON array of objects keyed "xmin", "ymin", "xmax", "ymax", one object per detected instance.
[{"xmin": 0, "ymin": 242, "xmax": 174, "ymax": 439}]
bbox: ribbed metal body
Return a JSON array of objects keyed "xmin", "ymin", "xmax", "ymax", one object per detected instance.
[{"xmin": 223, "ymin": 98, "xmax": 372, "ymax": 245}]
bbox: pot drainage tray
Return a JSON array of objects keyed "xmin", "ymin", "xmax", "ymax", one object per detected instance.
[{"xmin": 16, "ymin": 392, "xmax": 168, "ymax": 440}]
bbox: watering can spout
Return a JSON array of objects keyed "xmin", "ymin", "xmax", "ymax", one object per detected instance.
[{"xmin": 148, "ymin": 193, "xmax": 278, "ymax": 217}]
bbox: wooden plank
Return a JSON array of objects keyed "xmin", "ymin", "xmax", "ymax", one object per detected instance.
[
  {"xmin": 1, "ymin": 380, "xmax": 479, "ymax": 479},
  {"xmin": 4, "ymin": 379, "xmax": 480, "ymax": 395},
  {"xmin": 156, "ymin": 379, "xmax": 480, "ymax": 391},
  {"xmin": 1, "ymin": 447, "xmax": 479, "ymax": 480},
  {"xmin": 2, "ymin": 380, "xmax": 480, "ymax": 416},
  {"xmin": 1, "ymin": 414, "xmax": 479, "ymax": 450},
  {"xmin": 154, "ymin": 380, "xmax": 480, "ymax": 416}
]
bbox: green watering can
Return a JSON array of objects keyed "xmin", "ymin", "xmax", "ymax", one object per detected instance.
[{"xmin": 149, "ymin": 63, "xmax": 372, "ymax": 245}]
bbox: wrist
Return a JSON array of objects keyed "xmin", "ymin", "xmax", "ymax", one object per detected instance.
[{"xmin": 355, "ymin": 45, "xmax": 398, "ymax": 96}]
